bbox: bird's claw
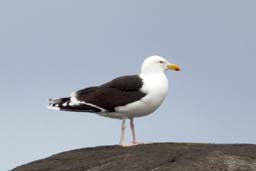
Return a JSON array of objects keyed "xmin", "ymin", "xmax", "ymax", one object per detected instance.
[{"xmin": 132, "ymin": 141, "xmax": 144, "ymax": 145}]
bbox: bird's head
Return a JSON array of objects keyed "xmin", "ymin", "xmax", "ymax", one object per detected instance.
[{"xmin": 141, "ymin": 55, "xmax": 181, "ymax": 74}]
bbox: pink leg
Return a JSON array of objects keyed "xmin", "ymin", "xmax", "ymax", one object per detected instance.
[
  {"xmin": 119, "ymin": 119, "xmax": 126, "ymax": 146},
  {"xmin": 130, "ymin": 118, "xmax": 140, "ymax": 145}
]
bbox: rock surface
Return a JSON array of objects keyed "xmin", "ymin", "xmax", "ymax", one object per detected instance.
[{"xmin": 12, "ymin": 143, "xmax": 256, "ymax": 171}]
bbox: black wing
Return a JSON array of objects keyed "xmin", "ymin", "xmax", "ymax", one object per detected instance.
[{"xmin": 74, "ymin": 75, "xmax": 146, "ymax": 112}]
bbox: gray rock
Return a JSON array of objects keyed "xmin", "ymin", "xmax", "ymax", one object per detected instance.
[{"xmin": 11, "ymin": 143, "xmax": 256, "ymax": 171}]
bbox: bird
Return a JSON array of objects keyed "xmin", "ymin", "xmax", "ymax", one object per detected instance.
[{"xmin": 47, "ymin": 55, "xmax": 180, "ymax": 146}]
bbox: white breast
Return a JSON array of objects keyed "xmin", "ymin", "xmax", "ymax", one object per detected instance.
[{"xmin": 114, "ymin": 73, "xmax": 169, "ymax": 118}]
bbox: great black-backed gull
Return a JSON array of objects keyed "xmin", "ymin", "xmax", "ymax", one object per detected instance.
[{"xmin": 48, "ymin": 55, "xmax": 180, "ymax": 146}]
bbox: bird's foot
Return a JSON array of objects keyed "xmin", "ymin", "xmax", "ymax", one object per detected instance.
[
  {"xmin": 119, "ymin": 143, "xmax": 136, "ymax": 147},
  {"xmin": 132, "ymin": 140, "xmax": 144, "ymax": 145},
  {"xmin": 119, "ymin": 141, "xmax": 151, "ymax": 147},
  {"xmin": 119, "ymin": 141, "xmax": 142, "ymax": 147}
]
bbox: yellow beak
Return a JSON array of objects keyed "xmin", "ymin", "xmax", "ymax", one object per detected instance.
[{"xmin": 167, "ymin": 63, "xmax": 181, "ymax": 71}]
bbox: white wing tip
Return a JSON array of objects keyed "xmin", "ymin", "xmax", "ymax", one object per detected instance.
[{"xmin": 47, "ymin": 104, "xmax": 60, "ymax": 110}]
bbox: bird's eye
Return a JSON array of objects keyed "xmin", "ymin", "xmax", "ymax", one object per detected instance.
[{"xmin": 159, "ymin": 60, "xmax": 164, "ymax": 64}]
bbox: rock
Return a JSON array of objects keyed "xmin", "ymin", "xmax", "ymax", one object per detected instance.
[{"xmin": 11, "ymin": 143, "xmax": 256, "ymax": 171}]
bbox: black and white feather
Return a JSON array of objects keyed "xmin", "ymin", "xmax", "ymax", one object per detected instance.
[
  {"xmin": 48, "ymin": 56, "xmax": 179, "ymax": 119},
  {"xmin": 48, "ymin": 75, "xmax": 146, "ymax": 115}
]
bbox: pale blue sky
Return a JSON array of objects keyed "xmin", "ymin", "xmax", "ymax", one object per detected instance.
[{"xmin": 1, "ymin": 1, "xmax": 256, "ymax": 170}]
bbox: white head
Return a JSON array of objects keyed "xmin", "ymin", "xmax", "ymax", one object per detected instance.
[{"xmin": 141, "ymin": 55, "xmax": 181, "ymax": 74}]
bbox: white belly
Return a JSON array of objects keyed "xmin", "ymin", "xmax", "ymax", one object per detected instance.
[{"xmin": 110, "ymin": 73, "xmax": 169, "ymax": 119}]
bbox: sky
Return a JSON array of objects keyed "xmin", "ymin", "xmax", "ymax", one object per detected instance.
[{"xmin": 1, "ymin": 0, "xmax": 256, "ymax": 170}]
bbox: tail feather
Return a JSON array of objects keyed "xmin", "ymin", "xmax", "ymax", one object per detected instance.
[{"xmin": 47, "ymin": 97, "xmax": 101, "ymax": 112}]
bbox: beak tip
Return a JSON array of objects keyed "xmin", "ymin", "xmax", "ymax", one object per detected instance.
[{"xmin": 167, "ymin": 64, "xmax": 181, "ymax": 71}]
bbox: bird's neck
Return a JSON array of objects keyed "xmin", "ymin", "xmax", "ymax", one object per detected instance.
[
  {"xmin": 140, "ymin": 71, "xmax": 167, "ymax": 78},
  {"xmin": 139, "ymin": 72, "xmax": 169, "ymax": 88}
]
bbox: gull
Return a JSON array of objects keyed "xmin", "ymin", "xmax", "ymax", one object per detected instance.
[{"xmin": 48, "ymin": 55, "xmax": 180, "ymax": 146}]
